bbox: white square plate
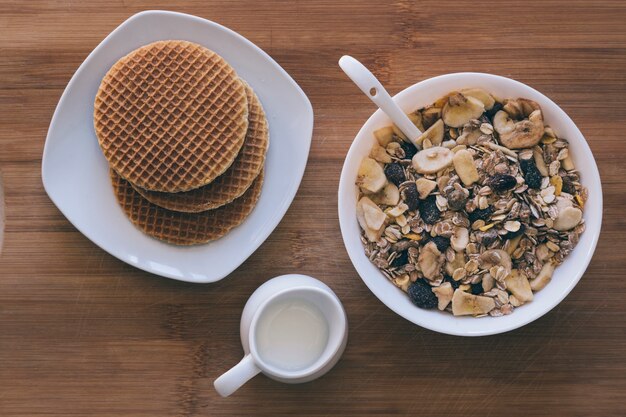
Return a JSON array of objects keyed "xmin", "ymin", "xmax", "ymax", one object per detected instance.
[{"xmin": 42, "ymin": 11, "xmax": 313, "ymax": 283}]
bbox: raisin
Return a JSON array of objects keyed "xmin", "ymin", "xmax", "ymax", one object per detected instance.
[
  {"xmin": 468, "ymin": 206, "xmax": 494, "ymax": 223},
  {"xmin": 425, "ymin": 236, "xmax": 450, "ymax": 252},
  {"xmin": 488, "ymin": 174, "xmax": 517, "ymax": 193},
  {"xmin": 407, "ymin": 279, "xmax": 438, "ymax": 309},
  {"xmin": 444, "ymin": 275, "xmax": 461, "ymax": 290},
  {"xmin": 486, "ymin": 102, "xmax": 503, "ymax": 122},
  {"xmin": 402, "ymin": 183, "xmax": 419, "ymax": 211},
  {"xmin": 519, "ymin": 158, "xmax": 542, "ymax": 189},
  {"xmin": 384, "ymin": 163, "xmax": 405, "ymax": 186},
  {"xmin": 391, "ymin": 250, "xmax": 409, "ymax": 267},
  {"xmin": 562, "ymin": 176, "xmax": 576, "ymax": 194},
  {"xmin": 400, "ymin": 141, "xmax": 417, "ymax": 160},
  {"xmin": 419, "ymin": 195, "xmax": 441, "ymax": 224},
  {"xmin": 470, "ymin": 283, "xmax": 484, "ymax": 295}
]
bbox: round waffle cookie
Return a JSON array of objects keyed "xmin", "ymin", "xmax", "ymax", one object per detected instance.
[
  {"xmin": 111, "ymin": 169, "xmax": 264, "ymax": 245},
  {"xmin": 132, "ymin": 82, "xmax": 269, "ymax": 212},
  {"xmin": 95, "ymin": 40, "xmax": 248, "ymax": 193}
]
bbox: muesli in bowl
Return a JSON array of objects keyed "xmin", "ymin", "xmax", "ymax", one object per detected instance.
[{"xmin": 356, "ymin": 89, "xmax": 587, "ymax": 317}]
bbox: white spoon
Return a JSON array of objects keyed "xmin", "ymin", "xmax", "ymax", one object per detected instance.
[{"xmin": 338, "ymin": 55, "xmax": 422, "ymax": 147}]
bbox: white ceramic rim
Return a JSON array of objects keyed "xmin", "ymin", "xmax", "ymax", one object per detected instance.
[
  {"xmin": 248, "ymin": 286, "xmax": 348, "ymax": 379},
  {"xmin": 338, "ymin": 72, "xmax": 602, "ymax": 336}
]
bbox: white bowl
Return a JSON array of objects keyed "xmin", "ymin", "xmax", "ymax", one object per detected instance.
[
  {"xmin": 42, "ymin": 11, "xmax": 313, "ymax": 283},
  {"xmin": 338, "ymin": 73, "xmax": 602, "ymax": 336}
]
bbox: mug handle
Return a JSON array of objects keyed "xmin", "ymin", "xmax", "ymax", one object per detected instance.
[{"xmin": 214, "ymin": 354, "xmax": 261, "ymax": 397}]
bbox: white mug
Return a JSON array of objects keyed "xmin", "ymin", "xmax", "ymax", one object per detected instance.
[{"xmin": 214, "ymin": 274, "xmax": 348, "ymax": 397}]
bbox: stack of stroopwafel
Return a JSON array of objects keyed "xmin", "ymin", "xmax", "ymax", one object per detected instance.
[{"xmin": 94, "ymin": 40, "xmax": 268, "ymax": 245}]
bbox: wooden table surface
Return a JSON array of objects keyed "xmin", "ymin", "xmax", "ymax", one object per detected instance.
[{"xmin": 1, "ymin": 1, "xmax": 625, "ymax": 415}]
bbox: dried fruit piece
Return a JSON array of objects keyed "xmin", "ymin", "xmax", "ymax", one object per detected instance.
[
  {"xmin": 362, "ymin": 201, "xmax": 386, "ymax": 230},
  {"xmin": 407, "ymin": 279, "xmax": 438, "ymax": 309},
  {"xmin": 384, "ymin": 163, "xmax": 405, "ymax": 186},
  {"xmin": 357, "ymin": 157, "xmax": 387, "ymax": 193},
  {"xmin": 452, "ymin": 149, "xmax": 479, "ymax": 186},
  {"xmin": 461, "ymin": 88, "xmax": 495, "ymax": 110},
  {"xmin": 530, "ymin": 262, "xmax": 556, "ymax": 291},
  {"xmin": 374, "ymin": 126, "xmax": 395, "ymax": 146},
  {"xmin": 415, "ymin": 178, "xmax": 437, "ymax": 199},
  {"xmin": 393, "ymin": 274, "xmax": 411, "ymax": 291},
  {"xmin": 504, "ymin": 270, "xmax": 533, "ymax": 302},
  {"xmin": 451, "ymin": 290, "xmax": 495, "ymax": 316},
  {"xmin": 407, "ymin": 111, "xmax": 424, "ymax": 131},
  {"xmin": 370, "ymin": 183, "xmax": 400, "ymax": 206},
  {"xmin": 369, "ymin": 142, "xmax": 392, "ymax": 163},
  {"xmin": 503, "ymin": 98, "xmax": 540, "ymax": 119},
  {"xmin": 405, "ymin": 233, "xmax": 421, "ymax": 241},
  {"xmin": 432, "ymin": 282, "xmax": 454, "ymax": 310},
  {"xmin": 519, "ymin": 157, "xmax": 542, "ymax": 189},
  {"xmin": 386, "ymin": 203, "xmax": 408, "ymax": 218},
  {"xmin": 392, "ymin": 124, "xmax": 408, "ymax": 141},
  {"xmin": 468, "ymin": 206, "xmax": 494, "ymax": 223},
  {"xmin": 575, "ymin": 194, "xmax": 585, "ymax": 208},
  {"xmin": 493, "ymin": 99, "xmax": 544, "ymax": 149},
  {"xmin": 356, "ymin": 197, "xmax": 386, "ymax": 242},
  {"xmin": 442, "ymin": 92, "xmax": 485, "ymax": 128},
  {"xmin": 488, "ymin": 174, "xmax": 517, "ymax": 193},
  {"xmin": 401, "ymin": 182, "xmax": 419, "ymax": 211},
  {"xmin": 553, "ymin": 206, "xmax": 582, "ymax": 231},
  {"xmin": 412, "ymin": 146, "xmax": 453, "ymax": 174},
  {"xmin": 419, "ymin": 195, "xmax": 441, "ymax": 224},
  {"xmin": 418, "ymin": 241, "xmax": 444, "ymax": 280},
  {"xmin": 416, "ymin": 119, "xmax": 444, "ymax": 147},
  {"xmin": 550, "ymin": 175, "xmax": 563, "ymax": 196}
]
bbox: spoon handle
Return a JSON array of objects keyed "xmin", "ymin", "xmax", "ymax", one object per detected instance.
[{"xmin": 338, "ymin": 55, "xmax": 422, "ymax": 146}]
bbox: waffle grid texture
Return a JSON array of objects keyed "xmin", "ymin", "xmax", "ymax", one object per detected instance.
[
  {"xmin": 111, "ymin": 169, "xmax": 264, "ymax": 245},
  {"xmin": 94, "ymin": 40, "xmax": 248, "ymax": 192},
  {"xmin": 133, "ymin": 82, "xmax": 269, "ymax": 212}
]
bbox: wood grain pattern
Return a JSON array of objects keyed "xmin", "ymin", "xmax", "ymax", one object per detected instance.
[{"xmin": 1, "ymin": 1, "xmax": 625, "ymax": 415}]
